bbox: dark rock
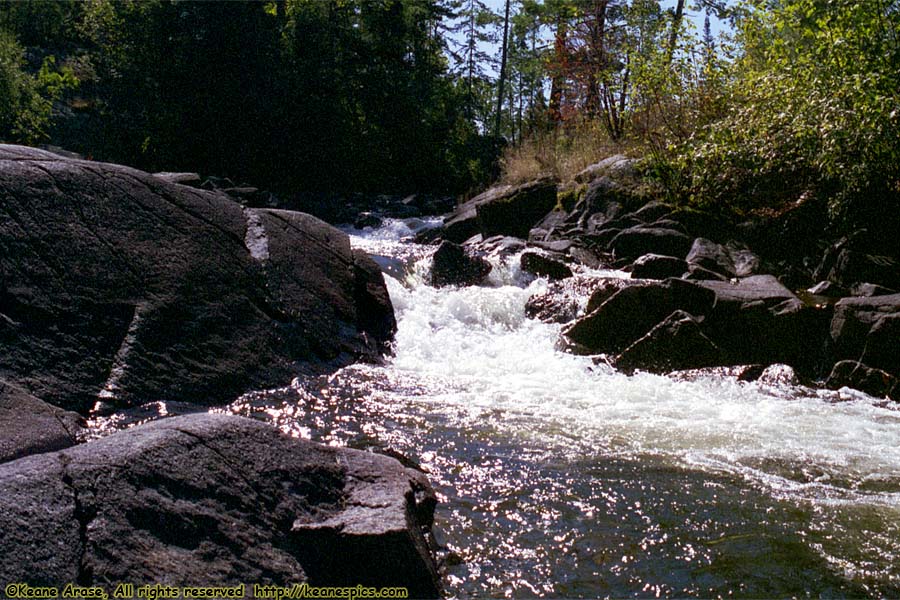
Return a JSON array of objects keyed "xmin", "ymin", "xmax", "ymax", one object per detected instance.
[
  {"xmin": 630, "ymin": 254, "xmax": 688, "ymax": 280},
  {"xmin": 686, "ymin": 238, "xmax": 759, "ymax": 279},
  {"xmin": 816, "ymin": 233, "xmax": 900, "ymax": 290},
  {"xmin": 639, "ymin": 218, "xmax": 687, "ymax": 234},
  {"xmin": 152, "ymin": 172, "xmax": 201, "ymax": 187},
  {"xmin": 849, "ymin": 282, "xmax": 897, "ymax": 297},
  {"xmin": 475, "ymin": 179, "xmax": 558, "ymax": 239},
  {"xmin": 0, "ymin": 380, "xmax": 84, "ymax": 464},
  {"xmin": 697, "ymin": 275, "xmax": 797, "ymax": 307},
  {"xmin": 525, "ymin": 277, "xmax": 605, "ymax": 324},
  {"xmin": 531, "ymin": 239, "xmax": 574, "ymax": 254},
  {"xmin": 430, "ymin": 241, "xmax": 492, "ymax": 287},
  {"xmin": 569, "ymin": 177, "xmax": 628, "ymax": 230},
  {"xmin": 830, "ymin": 294, "xmax": 900, "ymax": 374},
  {"xmin": 442, "ymin": 198, "xmax": 481, "ymax": 243},
  {"xmin": 683, "ymin": 264, "xmax": 729, "ymax": 281},
  {"xmin": 609, "ymin": 228, "xmax": 693, "ymax": 261},
  {"xmin": 699, "ymin": 278, "xmax": 831, "ymax": 374},
  {"xmin": 0, "ymin": 145, "xmax": 394, "ymax": 412},
  {"xmin": 568, "ymin": 246, "xmax": 604, "ymax": 269},
  {"xmin": 826, "ymin": 361, "xmax": 898, "ymax": 400},
  {"xmin": 354, "ymin": 211, "xmax": 383, "ymax": 229},
  {"xmin": 583, "ymin": 278, "xmax": 656, "ymax": 314},
  {"xmin": 0, "ymin": 414, "xmax": 441, "ymax": 595},
  {"xmin": 520, "ymin": 252, "xmax": 573, "ymax": 281},
  {"xmin": 573, "ymin": 154, "xmax": 637, "ymax": 183},
  {"xmin": 564, "ymin": 278, "xmax": 716, "ymax": 354},
  {"xmin": 860, "ymin": 313, "xmax": 900, "ymax": 375},
  {"xmin": 807, "ymin": 281, "xmax": 846, "ymax": 297},
  {"xmin": 615, "ymin": 310, "xmax": 723, "ymax": 373},
  {"xmin": 666, "ymin": 208, "xmax": 734, "ymax": 241},
  {"xmin": 529, "ymin": 210, "xmax": 568, "ymax": 242},
  {"xmin": 629, "ymin": 201, "xmax": 672, "ymax": 223}
]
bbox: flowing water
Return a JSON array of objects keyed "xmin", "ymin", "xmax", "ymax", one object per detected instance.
[{"xmin": 93, "ymin": 218, "xmax": 900, "ymax": 598}]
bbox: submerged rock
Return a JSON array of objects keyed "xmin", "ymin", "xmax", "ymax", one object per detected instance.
[
  {"xmin": 430, "ymin": 241, "xmax": 492, "ymax": 287},
  {"xmin": 0, "ymin": 414, "xmax": 441, "ymax": 595},
  {"xmin": 0, "ymin": 145, "xmax": 395, "ymax": 412}
]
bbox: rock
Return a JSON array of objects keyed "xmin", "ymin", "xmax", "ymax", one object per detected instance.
[
  {"xmin": 152, "ymin": 172, "xmax": 202, "ymax": 187},
  {"xmin": 629, "ymin": 201, "xmax": 672, "ymax": 223},
  {"xmin": 826, "ymin": 361, "xmax": 898, "ymax": 400},
  {"xmin": 568, "ymin": 246, "xmax": 604, "ymax": 269},
  {"xmin": 700, "ymin": 279, "xmax": 830, "ymax": 374},
  {"xmin": 830, "ymin": 294, "xmax": 900, "ymax": 374},
  {"xmin": 630, "ymin": 254, "xmax": 688, "ymax": 280},
  {"xmin": 354, "ymin": 211, "xmax": 383, "ymax": 229},
  {"xmin": 563, "ymin": 278, "xmax": 716, "ymax": 354},
  {"xmin": 683, "ymin": 264, "xmax": 729, "ymax": 281},
  {"xmin": 615, "ymin": 310, "xmax": 723, "ymax": 374},
  {"xmin": 531, "ymin": 239, "xmax": 574, "ymax": 254},
  {"xmin": 860, "ymin": 313, "xmax": 900, "ymax": 375},
  {"xmin": 755, "ymin": 364, "xmax": 801, "ymax": 387},
  {"xmin": 520, "ymin": 252, "xmax": 573, "ymax": 281},
  {"xmin": 0, "ymin": 380, "xmax": 84, "ymax": 464},
  {"xmin": 442, "ymin": 198, "xmax": 481, "ymax": 243},
  {"xmin": 696, "ymin": 275, "xmax": 798, "ymax": 307},
  {"xmin": 848, "ymin": 282, "xmax": 896, "ymax": 297},
  {"xmin": 0, "ymin": 414, "xmax": 441, "ymax": 595},
  {"xmin": 609, "ymin": 228, "xmax": 693, "ymax": 261},
  {"xmin": 573, "ymin": 154, "xmax": 637, "ymax": 183},
  {"xmin": 430, "ymin": 241, "xmax": 492, "ymax": 287},
  {"xmin": 584, "ymin": 278, "xmax": 655, "ymax": 314},
  {"xmin": 686, "ymin": 238, "xmax": 759, "ymax": 279},
  {"xmin": 666, "ymin": 208, "xmax": 734, "ymax": 241},
  {"xmin": 573, "ymin": 177, "xmax": 629, "ymax": 229},
  {"xmin": 807, "ymin": 281, "xmax": 846, "ymax": 297},
  {"xmin": 524, "ymin": 277, "xmax": 605, "ymax": 324},
  {"xmin": 529, "ymin": 210, "xmax": 568, "ymax": 242},
  {"xmin": 822, "ymin": 245, "xmax": 900, "ymax": 291},
  {"xmin": 0, "ymin": 145, "xmax": 394, "ymax": 412},
  {"xmin": 475, "ymin": 178, "xmax": 558, "ymax": 239}
]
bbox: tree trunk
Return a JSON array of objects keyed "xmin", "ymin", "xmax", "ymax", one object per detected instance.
[
  {"xmin": 493, "ymin": 0, "xmax": 511, "ymax": 138},
  {"xmin": 548, "ymin": 15, "xmax": 567, "ymax": 126},
  {"xmin": 666, "ymin": 0, "xmax": 685, "ymax": 64}
]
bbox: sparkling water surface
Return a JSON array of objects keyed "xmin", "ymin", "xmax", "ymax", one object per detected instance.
[{"xmin": 89, "ymin": 219, "xmax": 900, "ymax": 598}]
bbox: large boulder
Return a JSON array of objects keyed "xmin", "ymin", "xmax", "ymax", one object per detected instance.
[
  {"xmin": 0, "ymin": 380, "xmax": 83, "ymax": 464},
  {"xmin": 615, "ymin": 310, "xmax": 723, "ymax": 374},
  {"xmin": 563, "ymin": 279, "xmax": 716, "ymax": 354},
  {"xmin": 573, "ymin": 154, "xmax": 638, "ymax": 183},
  {"xmin": 629, "ymin": 254, "xmax": 688, "ymax": 280},
  {"xmin": 430, "ymin": 241, "xmax": 492, "ymax": 287},
  {"xmin": 686, "ymin": 238, "xmax": 759, "ymax": 279},
  {"xmin": 0, "ymin": 145, "xmax": 395, "ymax": 412},
  {"xmin": 831, "ymin": 294, "xmax": 900, "ymax": 376},
  {"xmin": 474, "ymin": 178, "xmax": 558, "ymax": 240},
  {"xmin": 608, "ymin": 227, "xmax": 693, "ymax": 261},
  {"xmin": 699, "ymin": 277, "xmax": 830, "ymax": 373},
  {"xmin": 0, "ymin": 414, "xmax": 441, "ymax": 595}
]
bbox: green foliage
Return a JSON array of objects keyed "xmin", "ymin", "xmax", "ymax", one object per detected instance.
[
  {"xmin": 670, "ymin": 0, "xmax": 900, "ymax": 222},
  {"xmin": 0, "ymin": 32, "xmax": 76, "ymax": 144}
]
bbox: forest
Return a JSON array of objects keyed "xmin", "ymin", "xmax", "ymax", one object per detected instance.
[{"xmin": 1, "ymin": 0, "xmax": 899, "ymax": 229}]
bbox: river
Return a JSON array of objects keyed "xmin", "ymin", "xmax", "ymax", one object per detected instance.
[{"xmin": 94, "ymin": 218, "xmax": 900, "ymax": 597}]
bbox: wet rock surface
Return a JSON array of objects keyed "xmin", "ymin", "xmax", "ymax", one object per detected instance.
[
  {"xmin": 0, "ymin": 145, "xmax": 395, "ymax": 412},
  {"xmin": 0, "ymin": 413, "xmax": 441, "ymax": 596}
]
